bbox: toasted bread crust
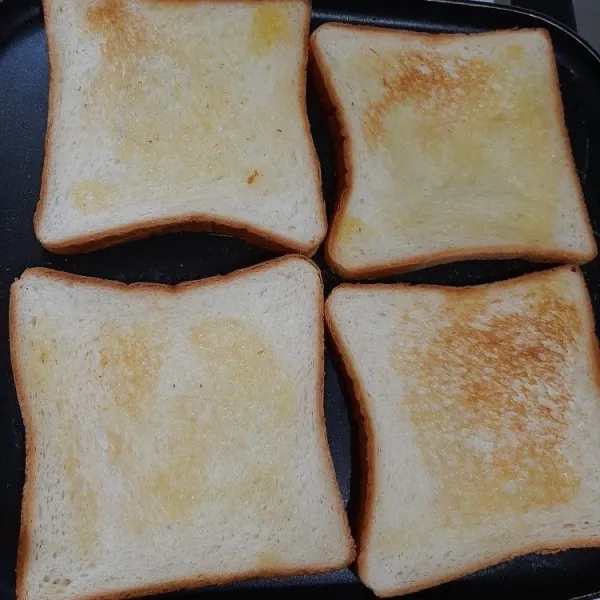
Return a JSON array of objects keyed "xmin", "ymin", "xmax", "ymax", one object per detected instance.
[
  {"xmin": 311, "ymin": 24, "xmax": 597, "ymax": 280},
  {"xmin": 36, "ymin": 214, "xmax": 320, "ymax": 256},
  {"xmin": 325, "ymin": 265, "xmax": 600, "ymax": 597},
  {"xmin": 326, "ymin": 247, "xmax": 590, "ymax": 280},
  {"xmin": 36, "ymin": 0, "xmax": 326, "ymax": 257},
  {"xmin": 11, "ymin": 255, "xmax": 354, "ymax": 600},
  {"xmin": 36, "ymin": 0, "xmax": 59, "ymax": 257},
  {"xmin": 323, "ymin": 318, "xmax": 375, "ymax": 582},
  {"xmin": 73, "ymin": 561, "xmax": 346, "ymax": 600},
  {"xmin": 12, "ymin": 352, "xmax": 33, "ymax": 600},
  {"xmin": 372, "ymin": 538, "xmax": 600, "ymax": 598}
]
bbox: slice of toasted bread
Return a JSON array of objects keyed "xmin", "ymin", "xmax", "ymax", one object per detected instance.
[
  {"xmin": 10, "ymin": 256, "xmax": 354, "ymax": 600},
  {"xmin": 311, "ymin": 25, "xmax": 597, "ymax": 278},
  {"xmin": 36, "ymin": 0, "xmax": 326, "ymax": 255},
  {"xmin": 326, "ymin": 266, "xmax": 600, "ymax": 597}
]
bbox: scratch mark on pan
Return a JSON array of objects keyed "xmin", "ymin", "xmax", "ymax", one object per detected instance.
[
  {"xmin": 581, "ymin": 129, "xmax": 590, "ymax": 185},
  {"xmin": 12, "ymin": 417, "xmax": 21, "ymax": 451},
  {"xmin": 575, "ymin": 110, "xmax": 590, "ymax": 185}
]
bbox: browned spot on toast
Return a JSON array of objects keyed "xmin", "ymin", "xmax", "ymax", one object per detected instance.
[
  {"xmin": 389, "ymin": 276, "xmax": 582, "ymax": 529},
  {"xmin": 86, "ymin": 0, "xmax": 142, "ymax": 49},
  {"xmin": 363, "ymin": 51, "xmax": 493, "ymax": 145},
  {"xmin": 336, "ymin": 41, "xmax": 562, "ymax": 254}
]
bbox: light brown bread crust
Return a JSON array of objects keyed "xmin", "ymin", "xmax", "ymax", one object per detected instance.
[
  {"xmin": 36, "ymin": 0, "xmax": 326, "ymax": 257},
  {"xmin": 323, "ymin": 321, "xmax": 374, "ymax": 583},
  {"xmin": 374, "ymin": 537, "xmax": 600, "ymax": 598},
  {"xmin": 11, "ymin": 255, "xmax": 354, "ymax": 600},
  {"xmin": 325, "ymin": 265, "xmax": 600, "ymax": 597},
  {"xmin": 12, "ymin": 359, "xmax": 34, "ymax": 600},
  {"xmin": 34, "ymin": 213, "xmax": 319, "ymax": 256},
  {"xmin": 310, "ymin": 24, "xmax": 597, "ymax": 280},
  {"xmin": 75, "ymin": 561, "xmax": 347, "ymax": 600}
]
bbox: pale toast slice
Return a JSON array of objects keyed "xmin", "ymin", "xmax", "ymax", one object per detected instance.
[
  {"xmin": 11, "ymin": 256, "xmax": 353, "ymax": 600},
  {"xmin": 311, "ymin": 25, "xmax": 596, "ymax": 278},
  {"xmin": 37, "ymin": 0, "xmax": 326, "ymax": 254},
  {"xmin": 326, "ymin": 266, "xmax": 600, "ymax": 596}
]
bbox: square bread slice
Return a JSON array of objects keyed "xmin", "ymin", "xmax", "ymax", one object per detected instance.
[
  {"xmin": 326, "ymin": 266, "xmax": 600, "ymax": 597},
  {"xmin": 36, "ymin": 0, "xmax": 326, "ymax": 255},
  {"xmin": 10, "ymin": 256, "xmax": 354, "ymax": 600},
  {"xmin": 311, "ymin": 25, "xmax": 597, "ymax": 278}
]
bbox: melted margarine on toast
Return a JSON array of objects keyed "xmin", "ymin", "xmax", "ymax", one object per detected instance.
[
  {"xmin": 71, "ymin": 0, "xmax": 297, "ymax": 213},
  {"xmin": 337, "ymin": 37, "xmax": 565, "ymax": 253},
  {"xmin": 100, "ymin": 317, "xmax": 297, "ymax": 532},
  {"xmin": 383, "ymin": 274, "xmax": 582, "ymax": 548},
  {"xmin": 24, "ymin": 312, "xmax": 298, "ymax": 552}
]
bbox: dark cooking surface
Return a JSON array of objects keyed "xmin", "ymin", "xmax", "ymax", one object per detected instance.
[{"xmin": 2, "ymin": 1, "xmax": 600, "ymax": 598}]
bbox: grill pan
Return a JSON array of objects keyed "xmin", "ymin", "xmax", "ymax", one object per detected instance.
[{"xmin": 2, "ymin": 0, "xmax": 600, "ymax": 598}]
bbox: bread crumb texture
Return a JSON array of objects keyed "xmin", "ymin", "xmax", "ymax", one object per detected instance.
[
  {"xmin": 24, "ymin": 313, "xmax": 297, "ymax": 548},
  {"xmin": 384, "ymin": 275, "xmax": 582, "ymax": 547},
  {"xmin": 26, "ymin": 314, "xmax": 100, "ymax": 556},
  {"xmin": 337, "ymin": 37, "xmax": 563, "ymax": 251},
  {"xmin": 72, "ymin": 0, "xmax": 296, "ymax": 212}
]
